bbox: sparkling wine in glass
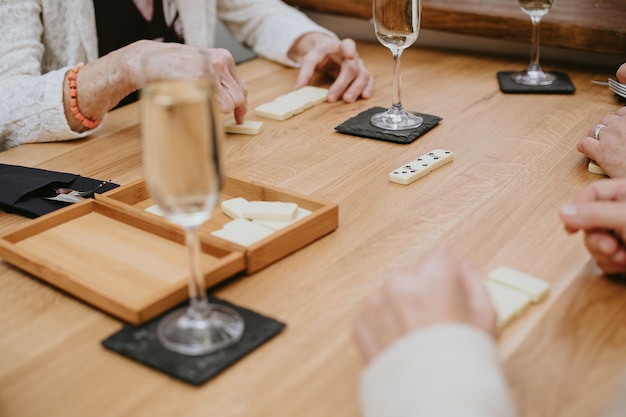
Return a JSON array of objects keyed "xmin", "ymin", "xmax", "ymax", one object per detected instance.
[
  {"xmin": 140, "ymin": 51, "xmax": 244, "ymax": 356},
  {"xmin": 371, "ymin": 0, "xmax": 423, "ymax": 130},
  {"xmin": 513, "ymin": 0, "xmax": 556, "ymax": 86}
]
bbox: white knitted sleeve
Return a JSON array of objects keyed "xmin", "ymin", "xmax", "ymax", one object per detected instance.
[
  {"xmin": 360, "ymin": 323, "xmax": 518, "ymax": 417},
  {"xmin": 217, "ymin": 0, "xmax": 338, "ymax": 68},
  {"xmin": 0, "ymin": 1, "xmax": 96, "ymax": 151}
]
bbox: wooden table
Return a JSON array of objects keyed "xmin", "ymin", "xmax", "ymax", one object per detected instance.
[{"xmin": 1, "ymin": 42, "xmax": 625, "ymax": 417}]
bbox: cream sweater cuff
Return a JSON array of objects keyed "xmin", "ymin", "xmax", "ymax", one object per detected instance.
[{"xmin": 360, "ymin": 323, "xmax": 517, "ymax": 417}]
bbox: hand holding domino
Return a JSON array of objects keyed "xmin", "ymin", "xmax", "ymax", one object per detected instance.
[
  {"xmin": 353, "ymin": 248, "xmax": 498, "ymax": 362},
  {"xmin": 353, "ymin": 247, "xmax": 553, "ymax": 363}
]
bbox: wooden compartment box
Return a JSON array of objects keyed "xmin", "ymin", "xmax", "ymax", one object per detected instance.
[
  {"xmin": 97, "ymin": 176, "xmax": 339, "ymax": 274},
  {"xmin": 0, "ymin": 176, "xmax": 338, "ymax": 324}
]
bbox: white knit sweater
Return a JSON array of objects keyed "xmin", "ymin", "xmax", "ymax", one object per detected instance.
[
  {"xmin": 0, "ymin": 0, "xmax": 335, "ymax": 150},
  {"xmin": 360, "ymin": 324, "xmax": 518, "ymax": 417}
]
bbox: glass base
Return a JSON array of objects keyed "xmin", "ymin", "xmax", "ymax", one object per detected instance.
[
  {"xmin": 157, "ymin": 303, "xmax": 245, "ymax": 356},
  {"xmin": 370, "ymin": 105, "xmax": 423, "ymax": 130},
  {"xmin": 512, "ymin": 69, "xmax": 556, "ymax": 86}
]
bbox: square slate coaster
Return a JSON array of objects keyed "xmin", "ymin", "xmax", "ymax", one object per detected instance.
[
  {"xmin": 102, "ymin": 296, "xmax": 286, "ymax": 385},
  {"xmin": 335, "ymin": 106, "xmax": 442, "ymax": 144},
  {"xmin": 497, "ymin": 71, "xmax": 576, "ymax": 94}
]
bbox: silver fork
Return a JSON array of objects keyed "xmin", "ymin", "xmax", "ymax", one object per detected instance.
[{"xmin": 608, "ymin": 79, "xmax": 626, "ymax": 98}]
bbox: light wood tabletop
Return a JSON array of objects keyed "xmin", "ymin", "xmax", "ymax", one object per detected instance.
[{"xmin": 1, "ymin": 41, "xmax": 625, "ymax": 417}]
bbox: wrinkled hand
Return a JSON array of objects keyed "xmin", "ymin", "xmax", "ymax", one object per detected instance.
[
  {"xmin": 127, "ymin": 40, "xmax": 248, "ymax": 123},
  {"xmin": 559, "ymin": 178, "xmax": 626, "ymax": 275},
  {"xmin": 291, "ymin": 34, "xmax": 374, "ymax": 103},
  {"xmin": 577, "ymin": 62, "xmax": 626, "ymax": 178},
  {"xmin": 577, "ymin": 107, "xmax": 626, "ymax": 178},
  {"xmin": 353, "ymin": 248, "xmax": 496, "ymax": 363}
]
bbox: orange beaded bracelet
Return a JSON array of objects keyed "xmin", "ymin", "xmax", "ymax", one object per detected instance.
[{"xmin": 67, "ymin": 63, "xmax": 101, "ymax": 130}]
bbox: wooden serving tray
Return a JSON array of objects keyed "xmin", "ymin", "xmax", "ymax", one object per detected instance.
[
  {"xmin": 0, "ymin": 200, "xmax": 245, "ymax": 324},
  {"xmin": 0, "ymin": 176, "xmax": 338, "ymax": 324},
  {"xmin": 97, "ymin": 175, "xmax": 339, "ymax": 273}
]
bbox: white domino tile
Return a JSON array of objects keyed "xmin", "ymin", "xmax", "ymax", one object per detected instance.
[
  {"xmin": 254, "ymin": 86, "xmax": 328, "ymax": 121},
  {"xmin": 252, "ymin": 207, "xmax": 312, "ymax": 230},
  {"xmin": 588, "ymin": 160, "xmax": 607, "ymax": 176},
  {"xmin": 223, "ymin": 119, "xmax": 264, "ymax": 135},
  {"xmin": 221, "ymin": 197, "xmax": 249, "ymax": 219},
  {"xmin": 389, "ymin": 149, "xmax": 454, "ymax": 185},
  {"xmin": 243, "ymin": 201, "xmax": 298, "ymax": 221},
  {"xmin": 485, "ymin": 280, "xmax": 532, "ymax": 330},
  {"xmin": 488, "ymin": 267, "xmax": 550, "ymax": 303}
]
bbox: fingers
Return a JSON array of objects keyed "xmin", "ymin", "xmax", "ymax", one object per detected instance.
[
  {"xmin": 584, "ymin": 231, "xmax": 626, "ymax": 275},
  {"xmin": 560, "ymin": 201, "xmax": 626, "ymax": 232},
  {"xmin": 207, "ymin": 48, "xmax": 248, "ymax": 120},
  {"xmin": 579, "ymin": 110, "xmax": 626, "ymax": 178},
  {"xmin": 294, "ymin": 48, "xmax": 327, "ymax": 91},
  {"xmin": 576, "ymin": 178, "xmax": 626, "ymax": 203},
  {"xmin": 577, "ymin": 135, "xmax": 601, "ymax": 161},
  {"xmin": 339, "ymin": 37, "xmax": 358, "ymax": 60},
  {"xmin": 294, "ymin": 38, "xmax": 374, "ymax": 103},
  {"xmin": 326, "ymin": 39, "xmax": 373, "ymax": 102},
  {"xmin": 328, "ymin": 56, "xmax": 374, "ymax": 103},
  {"xmin": 458, "ymin": 260, "xmax": 497, "ymax": 336},
  {"xmin": 353, "ymin": 315, "xmax": 382, "ymax": 363}
]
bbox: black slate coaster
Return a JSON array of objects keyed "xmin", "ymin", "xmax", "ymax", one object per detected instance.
[
  {"xmin": 102, "ymin": 296, "xmax": 286, "ymax": 386},
  {"xmin": 497, "ymin": 71, "xmax": 576, "ymax": 94},
  {"xmin": 335, "ymin": 106, "xmax": 442, "ymax": 144}
]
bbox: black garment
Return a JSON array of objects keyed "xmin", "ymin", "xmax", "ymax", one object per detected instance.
[{"xmin": 92, "ymin": 0, "xmax": 184, "ymax": 106}]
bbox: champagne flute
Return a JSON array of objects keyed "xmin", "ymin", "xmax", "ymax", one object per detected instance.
[
  {"xmin": 513, "ymin": 0, "xmax": 556, "ymax": 86},
  {"xmin": 140, "ymin": 50, "xmax": 244, "ymax": 356},
  {"xmin": 371, "ymin": 0, "xmax": 423, "ymax": 131}
]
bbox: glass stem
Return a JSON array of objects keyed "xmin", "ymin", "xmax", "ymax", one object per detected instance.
[
  {"xmin": 528, "ymin": 16, "xmax": 543, "ymax": 72},
  {"xmin": 184, "ymin": 227, "xmax": 209, "ymax": 319},
  {"xmin": 391, "ymin": 48, "xmax": 403, "ymax": 108}
]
